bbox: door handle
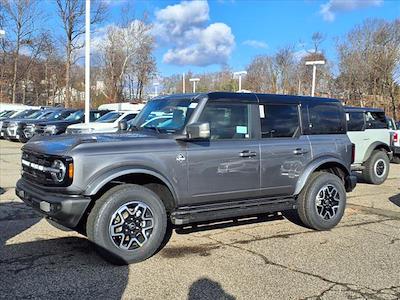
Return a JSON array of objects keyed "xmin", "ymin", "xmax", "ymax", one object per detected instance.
[
  {"xmin": 293, "ymin": 148, "xmax": 309, "ymax": 155},
  {"xmin": 239, "ymin": 150, "xmax": 257, "ymax": 158}
]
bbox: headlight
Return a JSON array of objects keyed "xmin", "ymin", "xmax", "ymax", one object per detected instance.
[
  {"xmin": 45, "ymin": 125, "xmax": 58, "ymax": 134},
  {"xmin": 50, "ymin": 160, "xmax": 66, "ymax": 182}
]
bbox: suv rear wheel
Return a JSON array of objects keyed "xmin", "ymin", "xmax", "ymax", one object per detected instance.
[
  {"xmin": 362, "ymin": 150, "xmax": 390, "ymax": 185},
  {"xmin": 296, "ymin": 172, "xmax": 346, "ymax": 231},
  {"xmin": 86, "ymin": 184, "xmax": 167, "ymax": 265}
]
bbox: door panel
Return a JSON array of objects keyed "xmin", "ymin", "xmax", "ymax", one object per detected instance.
[
  {"xmin": 187, "ymin": 140, "xmax": 260, "ymax": 204},
  {"xmin": 260, "ymin": 136, "xmax": 311, "ymax": 197}
]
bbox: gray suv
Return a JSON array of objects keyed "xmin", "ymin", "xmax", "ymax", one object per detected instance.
[{"xmin": 16, "ymin": 92, "xmax": 356, "ymax": 264}]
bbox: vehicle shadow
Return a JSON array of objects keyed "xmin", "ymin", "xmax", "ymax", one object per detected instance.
[
  {"xmin": 188, "ymin": 277, "xmax": 236, "ymax": 300},
  {"xmin": 389, "ymin": 194, "xmax": 400, "ymax": 208},
  {"xmin": 0, "ymin": 201, "xmax": 128, "ymax": 299},
  {"xmin": 176, "ymin": 213, "xmax": 283, "ymax": 234}
]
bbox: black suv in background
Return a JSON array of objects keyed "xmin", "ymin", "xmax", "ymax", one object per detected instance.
[
  {"xmin": 1, "ymin": 109, "xmax": 47, "ymax": 140},
  {"xmin": 34, "ymin": 110, "xmax": 109, "ymax": 136},
  {"xmin": 16, "ymin": 109, "xmax": 78, "ymax": 143},
  {"xmin": 17, "ymin": 92, "xmax": 356, "ymax": 265}
]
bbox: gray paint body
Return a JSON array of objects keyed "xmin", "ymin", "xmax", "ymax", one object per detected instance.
[{"xmin": 21, "ymin": 92, "xmax": 353, "ymax": 210}]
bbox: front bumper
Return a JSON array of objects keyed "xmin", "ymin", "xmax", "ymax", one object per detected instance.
[
  {"xmin": 16, "ymin": 179, "xmax": 91, "ymax": 228},
  {"xmin": 345, "ymin": 174, "xmax": 357, "ymax": 192}
]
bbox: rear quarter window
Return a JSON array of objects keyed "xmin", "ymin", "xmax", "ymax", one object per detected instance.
[
  {"xmin": 304, "ymin": 103, "xmax": 346, "ymax": 135},
  {"xmin": 365, "ymin": 112, "xmax": 387, "ymax": 129}
]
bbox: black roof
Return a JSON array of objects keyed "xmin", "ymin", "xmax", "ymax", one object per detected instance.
[
  {"xmin": 344, "ymin": 106, "xmax": 384, "ymax": 113},
  {"xmin": 154, "ymin": 92, "xmax": 341, "ymax": 104}
]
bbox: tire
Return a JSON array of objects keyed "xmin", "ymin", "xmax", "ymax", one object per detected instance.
[
  {"xmin": 391, "ymin": 155, "xmax": 400, "ymax": 164},
  {"xmin": 362, "ymin": 150, "xmax": 390, "ymax": 185},
  {"xmin": 18, "ymin": 136, "xmax": 28, "ymax": 143},
  {"xmin": 86, "ymin": 184, "xmax": 167, "ymax": 265},
  {"xmin": 297, "ymin": 172, "xmax": 346, "ymax": 231}
]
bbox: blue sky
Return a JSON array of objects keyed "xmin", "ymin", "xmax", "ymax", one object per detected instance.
[{"xmin": 44, "ymin": 0, "xmax": 400, "ymax": 76}]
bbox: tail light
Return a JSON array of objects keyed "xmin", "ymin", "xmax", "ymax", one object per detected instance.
[
  {"xmin": 393, "ymin": 132, "xmax": 398, "ymax": 143},
  {"xmin": 351, "ymin": 143, "xmax": 355, "ymax": 164}
]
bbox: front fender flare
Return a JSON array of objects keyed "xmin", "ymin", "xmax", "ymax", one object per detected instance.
[
  {"xmin": 84, "ymin": 166, "xmax": 178, "ymax": 201},
  {"xmin": 294, "ymin": 156, "xmax": 350, "ymax": 195}
]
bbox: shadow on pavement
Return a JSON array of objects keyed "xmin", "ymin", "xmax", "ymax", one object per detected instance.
[
  {"xmin": 0, "ymin": 201, "xmax": 128, "ymax": 299},
  {"xmin": 188, "ymin": 278, "xmax": 235, "ymax": 300},
  {"xmin": 389, "ymin": 193, "xmax": 400, "ymax": 208}
]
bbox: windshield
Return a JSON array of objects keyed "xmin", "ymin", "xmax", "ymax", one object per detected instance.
[
  {"xmin": 11, "ymin": 110, "xmax": 39, "ymax": 119},
  {"xmin": 65, "ymin": 110, "xmax": 84, "ymax": 121},
  {"xmin": 132, "ymin": 98, "xmax": 198, "ymax": 133},
  {"xmin": 0, "ymin": 110, "xmax": 13, "ymax": 118},
  {"xmin": 95, "ymin": 111, "xmax": 123, "ymax": 123}
]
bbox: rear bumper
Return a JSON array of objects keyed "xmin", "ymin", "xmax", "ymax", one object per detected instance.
[
  {"xmin": 345, "ymin": 174, "xmax": 357, "ymax": 192},
  {"xmin": 16, "ymin": 179, "xmax": 91, "ymax": 228},
  {"xmin": 392, "ymin": 146, "xmax": 400, "ymax": 155}
]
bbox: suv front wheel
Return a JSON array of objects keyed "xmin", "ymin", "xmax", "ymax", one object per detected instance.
[
  {"xmin": 86, "ymin": 184, "xmax": 168, "ymax": 265},
  {"xmin": 296, "ymin": 172, "xmax": 346, "ymax": 231}
]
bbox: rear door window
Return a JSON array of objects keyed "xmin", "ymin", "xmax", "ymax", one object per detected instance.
[
  {"xmin": 346, "ymin": 112, "xmax": 365, "ymax": 131},
  {"xmin": 260, "ymin": 104, "xmax": 299, "ymax": 138}
]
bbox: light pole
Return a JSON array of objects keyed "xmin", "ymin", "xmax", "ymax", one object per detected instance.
[
  {"xmin": 153, "ymin": 82, "xmax": 159, "ymax": 97},
  {"xmin": 84, "ymin": 0, "xmax": 91, "ymax": 124},
  {"xmin": 233, "ymin": 71, "xmax": 247, "ymax": 92},
  {"xmin": 189, "ymin": 78, "xmax": 200, "ymax": 93},
  {"xmin": 305, "ymin": 60, "xmax": 325, "ymax": 97}
]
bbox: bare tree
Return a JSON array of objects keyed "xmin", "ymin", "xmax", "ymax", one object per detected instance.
[
  {"xmin": 55, "ymin": 0, "xmax": 106, "ymax": 107},
  {"xmin": 1, "ymin": 0, "xmax": 42, "ymax": 103}
]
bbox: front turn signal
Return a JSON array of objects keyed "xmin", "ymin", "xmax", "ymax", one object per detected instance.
[{"xmin": 68, "ymin": 163, "xmax": 74, "ymax": 179}]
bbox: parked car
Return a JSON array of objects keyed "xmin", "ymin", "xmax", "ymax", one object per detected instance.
[
  {"xmin": 18, "ymin": 109, "xmax": 78, "ymax": 143},
  {"xmin": 65, "ymin": 111, "xmax": 138, "ymax": 134},
  {"xmin": 34, "ymin": 110, "xmax": 109, "ymax": 136},
  {"xmin": 0, "ymin": 109, "xmax": 42, "ymax": 139},
  {"xmin": 345, "ymin": 107, "xmax": 392, "ymax": 184},
  {"xmin": 387, "ymin": 117, "xmax": 400, "ymax": 164},
  {"xmin": 17, "ymin": 92, "xmax": 356, "ymax": 265},
  {"xmin": 3, "ymin": 109, "xmax": 64, "ymax": 142}
]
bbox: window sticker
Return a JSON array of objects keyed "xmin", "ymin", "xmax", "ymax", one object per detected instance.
[
  {"xmin": 189, "ymin": 102, "xmax": 198, "ymax": 109},
  {"xmin": 236, "ymin": 126, "xmax": 248, "ymax": 134},
  {"xmin": 259, "ymin": 105, "xmax": 265, "ymax": 118},
  {"xmin": 346, "ymin": 113, "xmax": 350, "ymax": 121}
]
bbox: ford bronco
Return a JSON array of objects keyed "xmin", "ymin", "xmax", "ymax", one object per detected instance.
[{"xmin": 16, "ymin": 92, "xmax": 356, "ymax": 264}]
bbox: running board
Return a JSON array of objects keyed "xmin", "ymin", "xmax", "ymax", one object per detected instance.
[{"xmin": 170, "ymin": 197, "xmax": 296, "ymax": 225}]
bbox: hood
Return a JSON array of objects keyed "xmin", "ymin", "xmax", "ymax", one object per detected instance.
[
  {"xmin": 38, "ymin": 119, "xmax": 81, "ymax": 127},
  {"xmin": 68, "ymin": 122, "xmax": 117, "ymax": 131},
  {"xmin": 23, "ymin": 132, "xmax": 156, "ymax": 156}
]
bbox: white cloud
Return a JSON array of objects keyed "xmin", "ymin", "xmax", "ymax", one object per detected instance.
[
  {"xmin": 243, "ymin": 40, "xmax": 268, "ymax": 49},
  {"xmin": 320, "ymin": 0, "xmax": 383, "ymax": 22},
  {"xmin": 154, "ymin": 1, "xmax": 235, "ymax": 66}
]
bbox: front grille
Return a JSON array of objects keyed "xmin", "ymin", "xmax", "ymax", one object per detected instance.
[
  {"xmin": 21, "ymin": 151, "xmax": 54, "ymax": 184},
  {"xmin": 35, "ymin": 125, "xmax": 46, "ymax": 134}
]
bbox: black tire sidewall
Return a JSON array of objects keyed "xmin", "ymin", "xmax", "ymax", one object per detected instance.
[
  {"xmin": 366, "ymin": 151, "xmax": 390, "ymax": 185},
  {"xmin": 91, "ymin": 185, "xmax": 167, "ymax": 264},
  {"xmin": 302, "ymin": 173, "xmax": 346, "ymax": 230}
]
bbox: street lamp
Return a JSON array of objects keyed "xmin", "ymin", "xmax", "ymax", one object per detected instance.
[
  {"xmin": 153, "ymin": 82, "xmax": 159, "ymax": 97},
  {"xmin": 84, "ymin": 0, "xmax": 90, "ymax": 124},
  {"xmin": 189, "ymin": 78, "xmax": 200, "ymax": 93},
  {"xmin": 233, "ymin": 71, "xmax": 247, "ymax": 92},
  {"xmin": 305, "ymin": 60, "xmax": 325, "ymax": 97}
]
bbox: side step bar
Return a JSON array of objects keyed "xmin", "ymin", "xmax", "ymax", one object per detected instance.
[{"xmin": 170, "ymin": 197, "xmax": 296, "ymax": 225}]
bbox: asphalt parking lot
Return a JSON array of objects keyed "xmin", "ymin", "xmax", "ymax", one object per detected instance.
[{"xmin": 0, "ymin": 139, "xmax": 399, "ymax": 300}]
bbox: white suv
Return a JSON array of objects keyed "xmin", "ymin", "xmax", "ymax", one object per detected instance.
[
  {"xmin": 66, "ymin": 111, "xmax": 138, "ymax": 134},
  {"xmin": 345, "ymin": 107, "xmax": 392, "ymax": 185}
]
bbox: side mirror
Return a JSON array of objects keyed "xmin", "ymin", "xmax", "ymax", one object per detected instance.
[
  {"xmin": 118, "ymin": 120, "xmax": 128, "ymax": 131},
  {"xmin": 186, "ymin": 122, "xmax": 210, "ymax": 140}
]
